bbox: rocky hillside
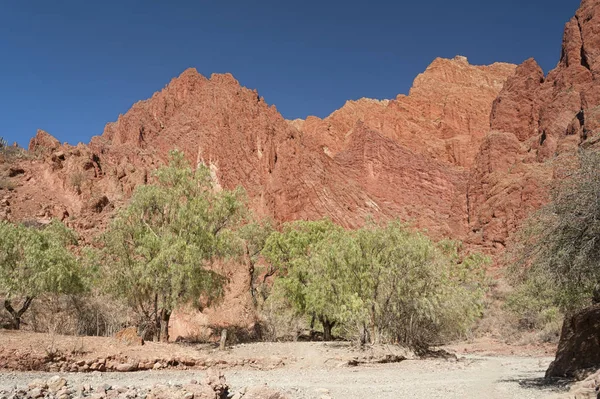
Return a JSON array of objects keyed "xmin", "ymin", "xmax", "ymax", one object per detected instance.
[
  {"xmin": 0, "ymin": 56, "xmax": 517, "ymax": 243},
  {"xmin": 468, "ymin": 0, "xmax": 600, "ymax": 250},
  {"xmin": 3, "ymin": 0, "xmax": 600, "ymax": 252}
]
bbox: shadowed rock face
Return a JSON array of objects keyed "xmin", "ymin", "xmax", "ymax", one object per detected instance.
[
  {"xmin": 4, "ymin": 0, "xmax": 600, "ymax": 340},
  {"xmin": 546, "ymin": 305, "xmax": 600, "ymax": 378}
]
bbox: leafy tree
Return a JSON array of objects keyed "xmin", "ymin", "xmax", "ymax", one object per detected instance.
[
  {"xmin": 508, "ymin": 149, "xmax": 600, "ymax": 314},
  {"xmin": 340, "ymin": 223, "xmax": 487, "ymax": 348},
  {"xmin": 0, "ymin": 221, "xmax": 85, "ymax": 329},
  {"xmin": 263, "ymin": 219, "xmax": 351, "ymax": 340},
  {"xmin": 98, "ymin": 150, "xmax": 248, "ymax": 341},
  {"xmin": 263, "ymin": 219, "xmax": 488, "ymax": 347}
]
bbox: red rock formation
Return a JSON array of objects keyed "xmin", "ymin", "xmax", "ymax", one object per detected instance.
[
  {"xmin": 296, "ymin": 56, "xmax": 516, "ymax": 168},
  {"xmin": 334, "ymin": 122, "xmax": 468, "ymax": 238},
  {"xmin": 467, "ymin": 0, "xmax": 600, "ymax": 250},
  {"xmin": 28, "ymin": 130, "xmax": 61, "ymax": 154}
]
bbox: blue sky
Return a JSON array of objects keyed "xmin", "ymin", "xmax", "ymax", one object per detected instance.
[{"xmin": 1, "ymin": 0, "xmax": 580, "ymax": 148}]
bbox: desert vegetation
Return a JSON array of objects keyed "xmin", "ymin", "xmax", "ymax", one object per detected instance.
[
  {"xmin": 0, "ymin": 220, "xmax": 86, "ymax": 329},
  {"xmin": 506, "ymin": 149, "xmax": 600, "ymax": 335},
  {"xmin": 0, "ymin": 149, "xmax": 493, "ymax": 350},
  {"xmin": 262, "ymin": 219, "xmax": 488, "ymax": 348}
]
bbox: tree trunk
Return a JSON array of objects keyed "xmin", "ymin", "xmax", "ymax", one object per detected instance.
[
  {"xmin": 4, "ymin": 297, "xmax": 34, "ymax": 330},
  {"xmin": 309, "ymin": 313, "xmax": 316, "ymax": 340},
  {"xmin": 320, "ymin": 317, "xmax": 336, "ymax": 341},
  {"xmin": 159, "ymin": 309, "xmax": 171, "ymax": 343},
  {"xmin": 219, "ymin": 329, "xmax": 228, "ymax": 351},
  {"xmin": 360, "ymin": 322, "xmax": 370, "ymax": 346}
]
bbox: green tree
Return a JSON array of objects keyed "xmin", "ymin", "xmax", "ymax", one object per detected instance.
[
  {"xmin": 263, "ymin": 219, "xmax": 351, "ymax": 340},
  {"xmin": 508, "ymin": 149, "xmax": 600, "ymax": 314},
  {"xmin": 263, "ymin": 220, "xmax": 488, "ymax": 347},
  {"xmin": 338, "ymin": 222, "xmax": 488, "ymax": 348},
  {"xmin": 0, "ymin": 221, "xmax": 85, "ymax": 329},
  {"xmin": 98, "ymin": 150, "xmax": 248, "ymax": 342}
]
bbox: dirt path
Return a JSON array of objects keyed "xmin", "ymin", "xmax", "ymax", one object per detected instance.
[{"xmin": 0, "ymin": 355, "xmax": 565, "ymax": 398}]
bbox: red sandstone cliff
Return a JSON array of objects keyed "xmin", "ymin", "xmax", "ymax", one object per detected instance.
[
  {"xmin": 295, "ymin": 56, "xmax": 516, "ymax": 168},
  {"xmin": 467, "ymin": 0, "xmax": 600, "ymax": 250}
]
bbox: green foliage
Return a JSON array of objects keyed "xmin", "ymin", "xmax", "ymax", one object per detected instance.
[
  {"xmin": 0, "ymin": 220, "xmax": 85, "ymax": 328},
  {"xmin": 0, "ymin": 221, "xmax": 83, "ymax": 297},
  {"xmin": 508, "ymin": 149, "xmax": 600, "ymax": 314},
  {"xmin": 97, "ymin": 150, "xmax": 249, "ymax": 341},
  {"xmin": 504, "ymin": 271, "xmax": 562, "ymax": 331},
  {"xmin": 263, "ymin": 219, "xmax": 489, "ymax": 348}
]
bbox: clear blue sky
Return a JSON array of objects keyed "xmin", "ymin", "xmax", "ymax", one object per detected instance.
[{"xmin": 1, "ymin": 0, "xmax": 581, "ymax": 148}]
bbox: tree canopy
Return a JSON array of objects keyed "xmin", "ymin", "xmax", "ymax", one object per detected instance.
[
  {"xmin": 0, "ymin": 220, "xmax": 84, "ymax": 329},
  {"xmin": 98, "ymin": 150, "xmax": 248, "ymax": 341},
  {"xmin": 263, "ymin": 219, "xmax": 489, "ymax": 347},
  {"xmin": 509, "ymin": 149, "xmax": 600, "ymax": 314}
]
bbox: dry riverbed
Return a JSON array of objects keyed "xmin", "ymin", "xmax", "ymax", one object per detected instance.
[
  {"xmin": 0, "ymin": 331, "xmax": 570, "ymax": 398},
  {"xmin": 0, "ymin": 355, "xmax": 567, "ymax": 398}
]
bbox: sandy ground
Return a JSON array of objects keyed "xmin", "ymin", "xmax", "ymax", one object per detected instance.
[
  {"xmin": 0, "ymin": 331, "xmax": 569, "ymax": 398},
  {"xmin": 0, "ymin": 355, "xmax": 565, "ymax": 398}
]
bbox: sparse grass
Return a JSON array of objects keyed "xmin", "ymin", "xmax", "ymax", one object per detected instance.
[
  {"xmin": 69, "ymin": 171, "xmax": 86, "ymax": 193},
  {"xmin": 0, "ymin": 137, "xmax": 32, "ymax": 162},
  {"xmin": 0, "ymin": 178, "xmax": 16, "ymax": 191}
]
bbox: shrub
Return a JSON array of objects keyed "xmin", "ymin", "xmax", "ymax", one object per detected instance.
[
  {"xmin": 0, "ymin": 137, "xmax": 29, "ymax": 162},
  {"xmin": 0, "ymin": 178, "xmax": 16, "ymax": 191},
  {"xmin": 0, "ymin": 220, "xmax": 86, "ymax": 329},
  {"xmin": 263, "ymin": 220, "xmax": 489, "ymax": 349},
  {"xmin": 507, "ymin": 149, "xmax": 600, "ymax": 315},
  {"xmin": 69, "ymin": 171, "xmax": 85, "ymax": 193}
]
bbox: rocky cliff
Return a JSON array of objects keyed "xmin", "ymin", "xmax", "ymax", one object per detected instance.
[
  {"xmin": 467, "ymin": 0, "xmax": 600, "ymax": 250},
  {"xmin": 295, "ymin": 56, "xmax": 516, "ymax": 168}
]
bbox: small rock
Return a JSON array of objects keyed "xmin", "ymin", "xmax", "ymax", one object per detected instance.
[
  {"xmin": 47, "ymin": 375, "xmax": 67, "ymax": 393},
  {"xmin": 28, "ymin": 388, "xmax": 44, "ymax": 398},
  {"xmin": 115, "ymin": 363, "xmax": 137, "ymax": 372}
]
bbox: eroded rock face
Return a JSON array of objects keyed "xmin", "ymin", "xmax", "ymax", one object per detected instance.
[
  {"xmin": 334, "ymin": 122, "xmax": 469, "ymax": 238},
  {"xmin": 296, "ymin": 56, "xmax": 516, "ymax": 168},
  {"xmin": 466, "ymin": 0, "xmax": 600, "ymax": 250}
]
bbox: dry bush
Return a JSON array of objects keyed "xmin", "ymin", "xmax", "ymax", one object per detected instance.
[
  {"xmin": 474, "ymin": 278, "xmax": 562, "ymax": 345},
  {"xmin": 0, "ymin": 138, "xmax": 31, "ymax": 163},
  {"xmin": 257, "ymin": 291, "xmax": 308, "ymax": 342},
  {"xmin": 23, "ymin": 293, "xmax": 132, "ymax": 337},
  {"xmin": 69, "ymin": 171, "xmax": 86, "ymax": 193},
  {"xmin": 0, "ymin": 178, "xmax": 16, "ymax": 191}
]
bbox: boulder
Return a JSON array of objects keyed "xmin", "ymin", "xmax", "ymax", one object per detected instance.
[
  {"xmin": 241, "ymin": 386, "xmax": 290, "ymax": 399},
  {"xmin": 546, "ymin": 305, "xmax": 600, "ymax": 378}
]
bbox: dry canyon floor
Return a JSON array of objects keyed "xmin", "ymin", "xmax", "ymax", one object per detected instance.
[{"xmin": 0, "ymin": 332, "xmax": 570, "ymax": 398}]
